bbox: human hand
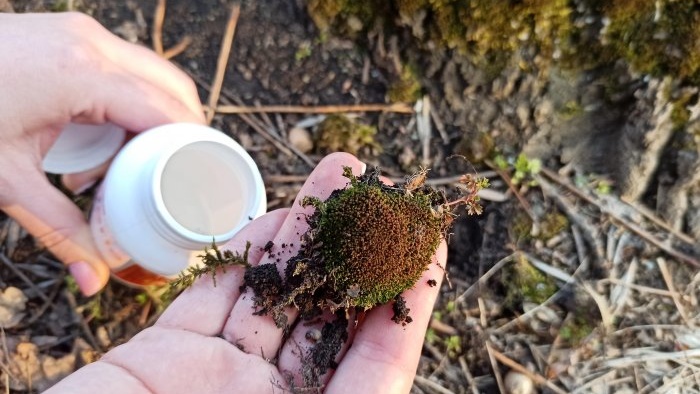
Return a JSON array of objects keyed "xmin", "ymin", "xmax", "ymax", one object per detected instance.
[
  {"xmin": 0, "ymin": 12, "xmax": 205, "ymax": 295},
  {"xmin": 45, "ymin": 153, "xmax": 448, "ymax": 393}
]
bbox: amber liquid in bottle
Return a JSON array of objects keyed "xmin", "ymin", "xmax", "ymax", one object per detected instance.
[{"xmin": 111, "ymin": 264, "xmax": 170, "ymax": 287}]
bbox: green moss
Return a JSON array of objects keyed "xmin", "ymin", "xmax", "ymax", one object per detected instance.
[
  {"xmin": 295, "ymin": 42, "xmax": 313, "ymax": 61},
  {"xmin": 400, "ymin": 0, "xmax": 575, "ymax": 72},
  {"xmin": 603, "ymin": 1, "xmax": 700, "ymax": 82},
  {"xmin": 505, "ymin": 255, "xmax": 558, "ymax": 307},
  {"xmin": 308, "ymin": 0, "xmax": 578, "ymax": 73},
  {"xmin": 538, "ymin": 212, "xmax": 569, "ymax": 240},
  {"xmin": 315, "ymin": 114, "xmax": 380, "ymax": 156},
  {"xmin": 387, "ymin": 64, "xmax": 422, "ymax": 103},
  {"xmin": 670, "ymin": 93, "xmax": 694, "ymax": 131},
  {"xmin": 306, "ymin": 0, "xmax": 392, "ymax": 37},
  {"xmin": 559, "ymin": 100, "xmax": 584, "ymax": 120},
  {"xmin": 313, "ymin": 170, "xmax": 443, "ymax": 307},
  {"xmin": 559, "ymin": 313, "xmax": 595, "ymax": 345},
  {"xmin": 51, "ymin": 0, "xmax": 69, "ymax": 12},
  {"xmin": 456, "ymin": 131, "xmax": 495, "ymax": 164},
  {"xmin": 510, "ymin": 209, "xmax": 533, "ymax": 243}
]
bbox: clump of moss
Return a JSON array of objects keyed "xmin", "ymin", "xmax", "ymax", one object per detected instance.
[
  {"xmin": 315, "ymin": 114, "xmax": 380, "ymax": 156},
  {"xmin": 537, "ymin": 212, "xmax": 569, "ymax": 240},
  {"xmin": 306, "ymin": 0, "xmax": 392, "ymax": 37},
  {"xmin": 309, "ymin": 0, "xmax": 577, "ymax": 74},
  {"xmin": 387, "ymin": 64, "xmax": 422, "ymax": 103},
  {"xmin": 243, "ymin": 167, "xmax": 486, "ymax": 329},
  {"xmin": 305, "ymin": 168, "xmax": 444, "ymax": 308},
  {"xmin": 505, "ymin": 255, "xmax": 558, "ymax": 307},
  {"xmin": 456, "ymin": 131, "xmax": 495, "ymax": 164},
  {"xmin": 559, "ymin": 313, "xmax": 595, "ymax": 345},
  {"xmin": 603, "ymin": 1, "xmax": 700, "ymax": 83}
]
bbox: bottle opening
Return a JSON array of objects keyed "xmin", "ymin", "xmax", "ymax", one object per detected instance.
[{"xmin": 159, "ymin": 141, "xmax": 247, "ymax": 237}]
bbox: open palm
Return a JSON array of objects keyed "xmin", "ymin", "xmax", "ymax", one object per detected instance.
[{"xmin": 47, "ymin": 153, "xmax": 448, "ymax": 393}]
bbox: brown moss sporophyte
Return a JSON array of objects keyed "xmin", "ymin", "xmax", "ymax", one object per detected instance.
[{"xmin": 169, "ymin": 166, "xmax": 487, "ymax": 387}]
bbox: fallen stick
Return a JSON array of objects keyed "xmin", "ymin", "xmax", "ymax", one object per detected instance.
[
  {"xmin": 215, "ymin": 103, "xmax": 414, "ymax": 115},
  {"xmin": 152, "ymin": 0, "xmax": 166, "ymax": 55},
  {"xmin": 489, "ymin": 346, "xmax": 569, "ymax": 394},
  {"xmin": 205, "ymin": 4, "xmax": 241, "ymax": 124},
  {"xmin": 539, "ymin": 167, "xmax": 700, "ymax": 269}
]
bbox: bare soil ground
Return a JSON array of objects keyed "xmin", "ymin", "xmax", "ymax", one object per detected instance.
[{"xmin": 2, "ymin": 1, "xmax": 700, "ymax": 393}]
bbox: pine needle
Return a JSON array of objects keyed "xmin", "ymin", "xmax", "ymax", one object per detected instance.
[{"xmin": 168, "ymin": 240, "xmax": 251, "ymax": 293}]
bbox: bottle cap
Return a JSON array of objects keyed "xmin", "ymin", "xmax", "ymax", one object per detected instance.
[
  {"xmin": 94, "ymin": 123, "xmax": 267, "ymax": 277},
  {"xmin": 43, "ymin": 123, "xmax": 126, "ymax": 174}
]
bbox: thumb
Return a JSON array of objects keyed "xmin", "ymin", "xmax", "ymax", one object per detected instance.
[{"xmin": 1, "ymin": 169, "xmax": 109, "ymax": 296}]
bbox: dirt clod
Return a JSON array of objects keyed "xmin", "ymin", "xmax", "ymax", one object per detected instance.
[{"xmin": 391, "ymin": 294, "xmax": 413, "ymax": 326}]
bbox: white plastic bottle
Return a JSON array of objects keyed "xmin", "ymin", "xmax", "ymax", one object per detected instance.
[{"xmin": 45, "ymin": 123, "xmax": 267, "ymax": 286}]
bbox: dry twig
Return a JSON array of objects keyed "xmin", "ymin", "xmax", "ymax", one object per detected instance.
[
  {"xmin": 489, "ymin": 163, "xmax": 535, "ymax": 220},
  {"xmin": 0, "ymin": 253, "xmax": 50, "ymax": 304},
  {"xmin": 657, "ymin": 257, "xmax": 691, "ymax": 325},
  {"xmin": 413, "ymin": 375, "xmax": 455, "ymax": 394},
  {"xmin": 489, "ymin": 347, "xmax": 569, "ymax": 394},
  {"xmin": 537, "ymin": 176, "xmax": 606, "ymax": 264},
  {"xmin": 539, "ymin": 167, "xmax": 700, "ymax": 269},
  {"xmin": 458, "ymin": 356, "xmax": 480, "ymax": 394},
  {"xmin": 484, "ymin": 341, "xmax": 507, "ymax": 394},
  {"xmin": 152, "ymin": 0, "xmax": 166, "ymax": 55},
  {"xmin": 205, "ymin": 4, "xmax": 241, "ymax": 124},
  {"xmin": 163, "ymin": 35, "xmax": 192, "ymax": 60},
  {"xmin": 62, "ymin": 290, "xmax": 101, "ymax": 352},
  {"xmin": 622, "ymin": 196, "xmax": 696, "ymax": 244},
  {"xmin": 215, "ymin": 103, "xmax": 413, "ymax": 114},
  {"xmin": 456, "ymin": 253, "xmax": 517, "ymax": 303}
]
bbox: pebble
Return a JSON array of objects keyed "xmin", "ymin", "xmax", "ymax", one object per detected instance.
[
  {"xmin": 288, "ymin": 127, "xmax": 314, "ymax": 153},
  {"xmin": 504, "ymin": 370, "xmax": 535, "ymax": 394},
  {"xmin": 0, "ymin": 286, "xmax": 27, "ymax": 329}
]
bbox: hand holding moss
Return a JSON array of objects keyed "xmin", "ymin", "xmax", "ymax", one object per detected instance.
[{"xmin": 46, "ymin": 153, "xmax": 450, "ymax": 393}]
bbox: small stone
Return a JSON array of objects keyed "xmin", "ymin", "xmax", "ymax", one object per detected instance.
[
  {"xmin": 305, "ymin": 328, "xmax": 322, "ymax": 342},
  {"xmin": 346, "ymin": 16, "xmax": 364, "ymax": 32},
  {"xmin": 0, "ymin": 286, "xmax": 27, "ymax": 329},
  {"xmin": 516, "ymin": 104, "xmax": 530, "ymax": 128},
  {"xmin": 504, "ymin": 370, "xmax": 534, "ymax": 394},
  {"xmin": 288, "ymin": 127, "xmax": 314, "ymax": 153}
]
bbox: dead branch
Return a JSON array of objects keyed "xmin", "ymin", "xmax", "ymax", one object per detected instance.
[
  {"xmin": 152, "ymin": 0, "xmax": 166, "ymax": 55},
  {"xmin": 539, "ymin": 167, "xmax": 700, "ymax": 269},
  {"xmin": 163, "ymin": 35, "xmax": 192, "ymax": 60},
  {"xmin": 489, "ymin": 346, "xmax": 569, "ymax": 394},
  {"xmin": 0, "ymin": 253, "xmax": 50, "ymax": 304},
  {"xmin": 205, "ymin": 4, "xmax": 241, "ymax": 124},
  {"xmin": 215, "ymin": 103, "xmax": 414, "ymax": 115},
  {"xmin": 484, "ymin": 341, "xmax": 507, "ymax": 394}
]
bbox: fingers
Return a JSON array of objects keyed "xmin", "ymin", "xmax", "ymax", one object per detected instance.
[
  {"xmin": 74, "ymin": 67, "xmax": 204, "ymax": 131},
  {"xmin": 61, "ymin": 159, "xmax": 112, "ymax": 194},
  {"xmin": 222, "ymin": 153, "xmax": 365, "ymax": 359},
  {"xmin": 326, "ymin": 241, "xmax": 448, "ymax": 394},
  {"xmin": 0, "ymin": 168, "xmax": 110, "ymax": 296},
  {"xmin": 157, "ymin": 209, "xmax": 289, "ymax": 336},
  {"xmin": 60, "ymin": 12, "xmax": 205, "ymax": 126},
  {"xmin": 277, "ymin": 310, "xmax": 358, "ymax": 387},
  {"xmin": 95, "ymin": 28, "xmax": 204, "ymax": 120}
]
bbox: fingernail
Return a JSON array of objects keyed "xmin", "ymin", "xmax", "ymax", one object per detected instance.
[
  {"xmin": 360, "ymin": 162, "xmax": 367, "ymax": 174},
  {"xmin": 73, "ymin": 180, "xmax": 97, "ymax": 195},
  {"xmin": 68, "ymin": 261, "xmax": 102, "ymax": 296}
]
